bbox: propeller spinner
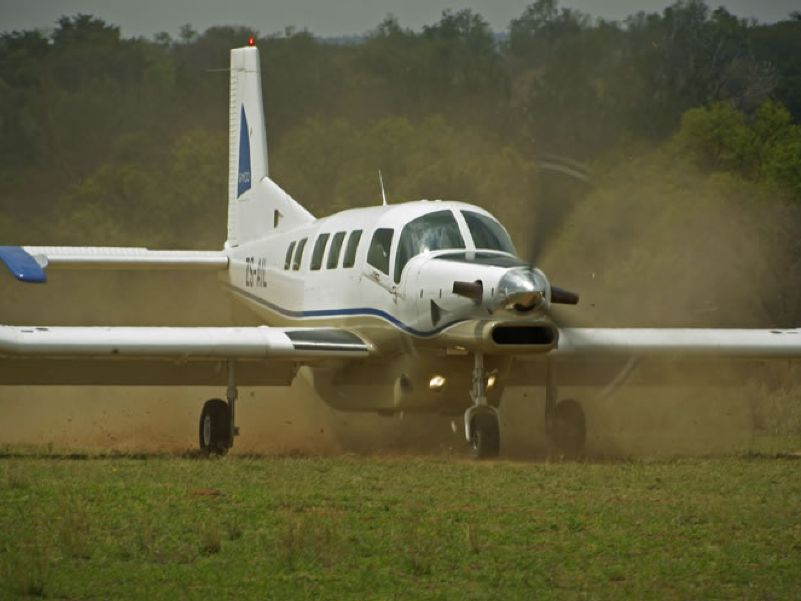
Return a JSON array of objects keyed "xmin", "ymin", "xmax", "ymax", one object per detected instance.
[{"xmin": 453, "ymin": 266, "xmax": 579, "ymax": 315}]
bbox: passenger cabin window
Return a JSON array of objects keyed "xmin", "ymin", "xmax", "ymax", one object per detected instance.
[
  {"xmin": 310, "ymin": 233, "xmax": 329, "ymax": 271},
  {"xmin": 327, "ymin": 231, "xmax": 346, "ymax": 269},
  {"xmin": 394, "ymin": 210, "xmax": 465, "ymax": 283},
  {"xmin": 461, "ymin": 211, "xmax": 516, "ymax": 255},
  {"xmin": 367, "ymin": 228, "xmax": 394, "ymax": 275},
  {"xmin": 284, "ymin": 241, "xmax": 296, "ymax": 270},
  {"xmin": 292, "ymin": 237, "xmax": 307, "ymax": 271},
  {"xmin": 342, "ymin": 230, "xmax": 362, "ymax": 268}
]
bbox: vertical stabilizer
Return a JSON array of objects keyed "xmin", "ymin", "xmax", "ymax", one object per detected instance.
[{"xmin": 227, "ymin": 46, "xmax": 313, "ymax": 248}]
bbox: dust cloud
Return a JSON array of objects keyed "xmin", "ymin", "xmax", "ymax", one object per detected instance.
[
  {"xmin": 0, "ymin": 270, "xmax": 341, "ymax": 455},
  {"xmin": 2, "ymin": 158, "xmax": 800, "ymax": 459},
  {"xmin": 0, "ymin": 384, "xmax": 342, "ymax": 455},
  {"xmin": 503, "ymin": 150, "xmax": 801, "ymax": 457},
  {"xmin": 0, "ymin": 269, "xmax": 459, "ymax": 456}
]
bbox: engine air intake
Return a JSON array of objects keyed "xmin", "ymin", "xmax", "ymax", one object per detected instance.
[{"xmin": 492, "ymin": 325, "xmax": 556, "ymax": 346}]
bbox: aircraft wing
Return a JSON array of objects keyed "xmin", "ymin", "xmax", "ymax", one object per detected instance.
[
  {"xmin": 0, "ymin": 325, "xmax": 370, "ymax": 386},
  {"xmin": 508, "ymin": 327, "xmax": 801, "ymax": 388},
  {"xmin": 554, "ymin": 328, "xmax": 801, "ymax": 359},
  {"xmin": 0, "ymin": 246, "xmax": 228, "ymax": 282}
]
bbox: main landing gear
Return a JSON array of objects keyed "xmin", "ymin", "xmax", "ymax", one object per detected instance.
[
  {"xmin": 199, "ymin": 362, "xmax": 240, "ymax": 456},
  {"xmin": 545, "ymin": 360, "xmax": 586, "ymax": 459},
  {"xmin": 462, "ymin": 354, "xmax": 586, "ymax": 459}
]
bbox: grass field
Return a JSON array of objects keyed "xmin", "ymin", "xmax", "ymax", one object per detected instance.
[{"xmin": 2, "ymin": 445, "xmax": 801, "ymax": 601}]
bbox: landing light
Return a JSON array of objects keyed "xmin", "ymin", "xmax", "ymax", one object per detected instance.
[
  {"xmin": 429, "ymin": 375, "xmax": 447, "ymax": 391},
  {"xmin": 487, "ymin": 373, "xmax": 497, "ymax": 390}
]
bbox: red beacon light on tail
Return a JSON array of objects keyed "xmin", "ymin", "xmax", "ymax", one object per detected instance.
[{"xmin": 248, "ymin": 36, "xmax": 256, "ymax": 47}]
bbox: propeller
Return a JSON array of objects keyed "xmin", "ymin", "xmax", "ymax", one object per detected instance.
[
  {"xmin": 436, "ymin": 153, "xmax": 590, "ymax": 328},
  {"xmin": 526, "ymin": 153, "xmax": 591, "ymax": 266},
  {"xmin": 525, "ymin": 152, "xmax": 592, "ymax": 316}
]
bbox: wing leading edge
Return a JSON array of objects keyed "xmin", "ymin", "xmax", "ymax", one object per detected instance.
[
  {"xmin": 507, "ymin": 327, "xmax": 801, "ymax": 389},
  {"xmin": 0, "ymin": 325, "xmax": 371, "ymax": 386},
  {"xmin": 555, "ymin": 328, "xmax": 801, "ymax": 359}
]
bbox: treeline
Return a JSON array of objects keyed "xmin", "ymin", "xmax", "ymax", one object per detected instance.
[{"xmin": 1, "ymin": 1, "xmax": 801, "ymax": 325}]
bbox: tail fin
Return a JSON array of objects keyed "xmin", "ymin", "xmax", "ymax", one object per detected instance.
[{"xmin": 226, "ymin": 46, "xmax": 313, "ymax": 248}]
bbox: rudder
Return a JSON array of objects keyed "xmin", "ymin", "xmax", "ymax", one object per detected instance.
[{"xmin": 227, "ymin": 46, "xmax": 313, "ymax": 248}]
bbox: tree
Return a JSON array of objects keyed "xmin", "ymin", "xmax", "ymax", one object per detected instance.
[{"xmin": 673, "ymin": 100, "xmax": 801, "ymax": 198}]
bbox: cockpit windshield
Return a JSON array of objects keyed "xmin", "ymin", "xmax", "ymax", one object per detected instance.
[
  {"xmin": 394, "ymin": 210, "xmax": 465, "ymax": 282},
  {"xmin": 461, "ymin": 210, "xmax": 516, "ymax": 255}
]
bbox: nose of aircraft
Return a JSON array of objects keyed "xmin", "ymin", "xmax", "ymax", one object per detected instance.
[{"xmin": 496, "ymin": 267, "xmax": 549, "ymax": 312}]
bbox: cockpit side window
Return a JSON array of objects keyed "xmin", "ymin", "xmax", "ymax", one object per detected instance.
[
  {"xmin": 367, "ymin": 228, "xmax": 394, "ymax": 275},
  {"xmin": 394, "ymin": 210, "xmax": 465, "ymax": 283},
  {"xmin": 461, "ymin": 211, "xmax": 517, "ymax": 255}
]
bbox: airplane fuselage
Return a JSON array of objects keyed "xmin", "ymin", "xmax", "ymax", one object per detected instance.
[{"xmin": 224, "ymin": 199, "xmax": 555, "ymax": 414}]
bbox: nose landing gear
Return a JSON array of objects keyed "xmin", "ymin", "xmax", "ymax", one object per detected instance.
[
  {"xmin": 463, "ymin": 352, "xmax": 501, "ymax": 459},
  {"xmin": 462, "ymin": 354, "xmax": 587, "ymax": 460}
]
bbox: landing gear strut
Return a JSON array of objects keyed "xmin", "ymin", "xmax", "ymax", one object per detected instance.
[
  {"xmin": 463, "ymin": 352, "xmax": 500, "ymax": 459},
  {"xmin": 545, "ymin": 360, "xmax": 586, "ymax": 458},
  {"xmin": 199, "ymin": 361, "xmax": 240, "ymax": 456}
]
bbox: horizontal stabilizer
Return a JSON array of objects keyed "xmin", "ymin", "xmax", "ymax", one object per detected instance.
[
  {"xmin": 0, "ymin": 246, "xmax": 47, "ymax": 282},
  {"xmin": 1, "ymin": 246, "xmax": 229, "ymax": 282}
]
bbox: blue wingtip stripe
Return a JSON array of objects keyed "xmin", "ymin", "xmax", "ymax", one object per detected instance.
[{"xmin": 0, "ymin": 246, "xmax": 47, "ymax": 283}]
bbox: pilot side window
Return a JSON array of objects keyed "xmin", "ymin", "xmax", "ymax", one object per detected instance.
[
  {"xmin": 461, "ymin": 210, "xmax": 516, "ymax": 255},
  {"xmin": 394, "ymin": 210, "xmax": 465, "ymax": 283},
  {"xmin": 342, "ymin": 230, "xmax": 362, "ymax": 268},
  {"xmin": 327, "ymin": 231, "xmax": 347, "ymax": 269},
  {"xmin": 292, "ymin": 237, "xmax": 307, "ymax": 271},
  {"xmin": 284, "ymin": 241, "xmax": 296, "ymax": 270},
  {"xmin": 367, "ymin": 228, "xmax": 394, "ymax": 275},
  {"xmin": 310, "ymin": 233, "xmax": 330, "ymax": 271}
]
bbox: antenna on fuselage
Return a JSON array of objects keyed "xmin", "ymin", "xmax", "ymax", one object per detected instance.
[{"xmin": 378, "ymin": 170, "xmax": 388, "ymax": 206}]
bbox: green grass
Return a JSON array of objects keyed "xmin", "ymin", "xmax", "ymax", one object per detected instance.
[{"xmin": 1, "ymin": 447, "xmax": 801, "ymax": 600}]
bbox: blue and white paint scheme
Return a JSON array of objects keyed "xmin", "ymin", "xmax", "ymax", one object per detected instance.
[
  {"xmin": 0, "ymin": 246, "xmax": 47, "ymax": 283},
  {"xmin": 3, "ymin": 44, "xmax": 801, "ymax": 458},
  {"xmin": 237, "ymin": 106, "xmax": 252, "ymax": 198}
]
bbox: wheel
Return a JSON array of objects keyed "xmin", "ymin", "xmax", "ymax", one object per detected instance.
[
  {"xmin": 469, "ymin": 412, "xmax": 500, "ymax": 459},
  {"xmin": 551, "ymin": 399, "xmax": 586, "ymax": 459},
  {"xmin": 199, "ymin": 399, "xmax": 231, "ymax": 456}
]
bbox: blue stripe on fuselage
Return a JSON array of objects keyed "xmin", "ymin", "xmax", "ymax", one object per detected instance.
[{"xmin": 229, "ymin": 286, "xmax": 463, "ymax": 338}]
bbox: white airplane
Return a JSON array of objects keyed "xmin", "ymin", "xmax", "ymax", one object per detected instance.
[{"xmin": 2, "ymin": 43, "xmax": 801, "ymax": 459}]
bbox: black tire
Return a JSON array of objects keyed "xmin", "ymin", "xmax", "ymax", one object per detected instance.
[
  {"xmin": 199, "ymin": 399, "xmax": 231, "ymax": 456},
  {"xmin": 552, "ymin": 399, "xmax": 586, "ymax": 459},
  {"xmin": 469, "ymin": 412, "xmax": 500, "ymax": 459}
]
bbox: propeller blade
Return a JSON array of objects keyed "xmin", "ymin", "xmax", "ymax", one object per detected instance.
[
  {"xmin": 527, "ymin": 154, "xmax": 592, "ymax": 266},
  {"xmin": 551, "ymin": 286, "xmax": 579, "ymax": 305},
  {"xmin": 452, "ymin": 280, "xmax": 483, "ymax": 302}
]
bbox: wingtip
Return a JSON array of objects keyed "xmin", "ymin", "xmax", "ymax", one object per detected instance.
[{"xmin": 0, "ymin": 246, "xmax": 47, "ymax": 283}]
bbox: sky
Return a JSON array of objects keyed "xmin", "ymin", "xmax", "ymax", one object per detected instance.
[{"xmin": 0, "ymin": 0, "xmax": 797, "ymax": 38}]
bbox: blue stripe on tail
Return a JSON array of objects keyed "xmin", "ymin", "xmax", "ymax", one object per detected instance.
[{"xmin": 237, "ymin": 105, "xmax": 252, "ymax": 197}]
